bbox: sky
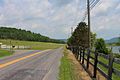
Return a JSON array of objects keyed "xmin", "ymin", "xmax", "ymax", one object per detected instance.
[{"xmin": 0, "ymin": 0, "xmax": 120, "ymax": 40}]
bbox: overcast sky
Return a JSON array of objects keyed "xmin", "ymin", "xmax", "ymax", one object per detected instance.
[{"xmin": 0, "ymin": 0, "xmax": 120, "ymax": 40}]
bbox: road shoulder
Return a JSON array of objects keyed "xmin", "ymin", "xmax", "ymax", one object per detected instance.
[{"xmin": 59, "ymin": 48, "xmax": 91, "ymax": 80}]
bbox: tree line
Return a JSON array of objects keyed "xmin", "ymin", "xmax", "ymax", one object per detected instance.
[
  {"xmin": 67, "ymin": 22, "xmax": 110, "ymax": 55},
  {"xmin": 0, "ymin": 27, "xmax": 65, "ymax": 44}
]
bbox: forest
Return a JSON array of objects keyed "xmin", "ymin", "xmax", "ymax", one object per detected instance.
[{"xmin": 0, "ymin": 27, "xmax": 65, "ymax": 44}]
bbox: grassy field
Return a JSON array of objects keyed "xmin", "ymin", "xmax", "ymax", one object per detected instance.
[
  {"xmin": 0, "ymin": 49, "xmax": 13, "ymax": 58},
  {"xmin": 89, "ymin": 53, "xmax": 120, "ymax": 80},
  {"xmin": 0, "ymin": 39, "xmax": 64, "ymax": 50}
]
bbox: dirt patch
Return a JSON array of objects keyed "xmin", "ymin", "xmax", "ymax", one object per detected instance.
[{"xmin": 67, "ymin": 50, "xmax": 91, "ymax": 80}]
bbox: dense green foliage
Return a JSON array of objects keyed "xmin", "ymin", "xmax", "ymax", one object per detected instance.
[
  {"xmin": 67, "ymin": 22, "xmax": 109, "ymax": 54},
  {"xmin": 67, "ymin": 22, "xmax": 88, "ymax": 48},
  {"xmin": 95, "ymin": 38, "xmax": 109, "ymax": 54},
  {"xmin": 67, "ymin": 22, "xmax": 96, "ymax": 49},
  {"xmin": 0, "ymin": 27, "xmax": 65, "ymax": 43},
  {"xmin": 91, "ymin": 33, "xmax": 96, "ymax": 49},
  {"xmin": 114, "ymin": 53, "xmax": 120, "ymax": 58}
]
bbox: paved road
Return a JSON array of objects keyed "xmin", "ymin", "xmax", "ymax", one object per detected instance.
[{"xmin": 0, "ymin": 48, "xmax": 63, "ymax": 80}]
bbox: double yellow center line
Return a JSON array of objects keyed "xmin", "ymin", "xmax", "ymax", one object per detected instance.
[{"xmin": 0, "ymin": 49, "xmax": 51, "ymax": 69}]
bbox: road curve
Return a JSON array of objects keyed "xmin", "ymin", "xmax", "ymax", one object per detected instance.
[{"xmin": 0, "ymin": 48, "xmax": 63, "ymax": 80}]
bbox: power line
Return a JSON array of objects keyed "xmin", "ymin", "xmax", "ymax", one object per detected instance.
[
  {"xmin": 91, "ymin": 0, "xmax": 100, "ymax": 9},
  {"xmin": 82, "ymin": 0, "xmax": 100, "ymax": 21},
  {"xmin": 81, "ymin": 0, "xmax": 100, "ymax": 22}
]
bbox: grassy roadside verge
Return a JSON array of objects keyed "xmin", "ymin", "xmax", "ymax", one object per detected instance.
[
  {"xmin": 0, "ymin": 49, "xmax": 13, "ymax": 58},
  {"xmin": 59, "ymin": 48, "xmax": 76, "ymax": 80},
  {"xmin": 59, "ymin": 48, "xmax": 91, "ymax": 80}
]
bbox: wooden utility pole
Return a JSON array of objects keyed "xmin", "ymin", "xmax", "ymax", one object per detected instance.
[{"xmin": 87, "ymin": 0, "xmax": 91, "ymax": 48}]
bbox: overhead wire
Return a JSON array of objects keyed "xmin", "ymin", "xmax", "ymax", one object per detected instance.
[{"xmin": 81, "ymin": 0, "xmax": 100, "ymax": 22}]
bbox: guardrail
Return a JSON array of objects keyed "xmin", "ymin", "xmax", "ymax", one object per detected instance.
[{"xmin": 68, "ymin": 46, "xmax": 120, "ymax": 80}]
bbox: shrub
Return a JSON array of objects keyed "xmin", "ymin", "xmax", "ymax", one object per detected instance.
[{"xmin": 95, "ymin": 38, "xmax": 109, "ymax": 54}]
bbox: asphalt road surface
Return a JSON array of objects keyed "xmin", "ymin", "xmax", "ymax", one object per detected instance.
[{"xmin": 0, "ymin": 48, "xmax": 63, "ymax": 80}]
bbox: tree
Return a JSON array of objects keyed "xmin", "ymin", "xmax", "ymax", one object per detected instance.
[
  {"xmin": 95, "ymin": 38, "xmax": 109, "ymax": 54},
  {"xmin": 67, "ymin": 22, "xmax": 88, "ymax": 48},
  {"xmin": 0, "ymin": 27, "xmax": 65, "ymax": 44},
  {"xmin": 91, "ymin": 33, "xmax": 96, "ymax": 49}
]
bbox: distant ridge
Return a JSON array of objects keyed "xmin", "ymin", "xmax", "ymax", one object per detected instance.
[
  {"xmin": 105, "ymin": 37, "xmax": 120, "ymax": 43},
  {"xmin": 0, "ymin": 27, "xmax": 65, "ymax": 44},
  {"xmin": 58, "ymin": 39, "xmax": 67, "ymax": 42}
]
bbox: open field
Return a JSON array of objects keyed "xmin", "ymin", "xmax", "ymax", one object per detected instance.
[
  {"xmin": 0, "ymin": 39, "xmax": 64, "ymax": 50},
  {"xmin": 0, "ymin": 49, "xmax": 13, "ymax": 58}
]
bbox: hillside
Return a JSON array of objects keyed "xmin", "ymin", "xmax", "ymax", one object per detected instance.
[
  {"xmin": 58, "ymin": 39, "xmax": 67, "ymax": 42},
  {"xmin": 0, "ymin": 27, "xmax": 65, "ymax": 44},
  {"xmin": 105, "ymin": 37, "xmax": 120, "ymax": 43}
]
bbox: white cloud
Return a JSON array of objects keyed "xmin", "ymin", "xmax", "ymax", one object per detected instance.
[
  {"xmin": 0, "ymin": 0, "xmax": 119, "ymax": 39},
  {"xmin": 116, "ymin": 4, "xmax": 120, "ymax": 10}
]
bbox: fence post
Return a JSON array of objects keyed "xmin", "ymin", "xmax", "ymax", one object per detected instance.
[
  {"xmin": 93, "ymin": 50, "xmax": 98, "ymax": 78},
  {"xmin": 71, "ymin": 46, "xmax": 73, "ymax": 53},
  {"xmin": 76, "ymin": 46, "xmax": 78, "ymax": 59},
  {"xmin": 74, "ymin": 47, "xmax": 76, "ymax": 57},
  {"xmin": 77, "ymin": 46, "xmax": 79, "ymax": 60},
  {"xmin": 108, "ymin": 52, "xmax": 114, "ymax": 80},
  {"xmin": 82, "ymin": 48, "xmax": 85, "ymax": 64},
  {"xmin": 75, "ymin": 46, "xmax": 77, "ymax": 58},
  {"xmin": 70, "ymin": 46, "xmax": 72, "ymax": 52},
  {"xmin": 86, "ymin": 48, "xmax": 90, "ymax": 69},
  {"xmin": 80, "ymin": 47, "xmax": 82, "ymax": 62},
  {"xmin": 73, "ymin": 46, "xmax": 75, "ymax": 54},
  {"xmin": 77, "ymin": 46, "xmax": 80, "ymax": 60}
]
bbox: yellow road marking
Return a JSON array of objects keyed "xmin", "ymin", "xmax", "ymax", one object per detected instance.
[{"xmin": 0, "ymin": 49, "xmax": 51, "ymax": 69}]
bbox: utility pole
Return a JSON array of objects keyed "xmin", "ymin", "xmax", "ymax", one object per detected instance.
[
  {"xmin": 86, "ymin": 0, "xmax": 91, "ymax": 69},
  {"xmin": 87, "ymin": 0, "xmax": 91, "ymax": 48}
]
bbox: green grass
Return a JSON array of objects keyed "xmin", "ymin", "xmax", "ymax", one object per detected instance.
[
  {"xmin": 0, "ymin": 39, "xmax": 64, "ymax": 50},
  {"xmin": 89, "ymin": 53, "xmax": 120, "ymax": 80},
  {"xmin": 0, "ymin": 49, "xmax": 13, "ymax": 58},
  {"xmin": 59, "ymin": 48, "xmax": 78, "ymax": 80}
]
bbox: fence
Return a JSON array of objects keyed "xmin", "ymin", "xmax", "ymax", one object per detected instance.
[
  {"xmin": 0, "ymin": 45, "xmax": 31, "ymax": 49},
  {"xmin": 68, "ymin": 46, "xmax": 120, "ymax": 80}
]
